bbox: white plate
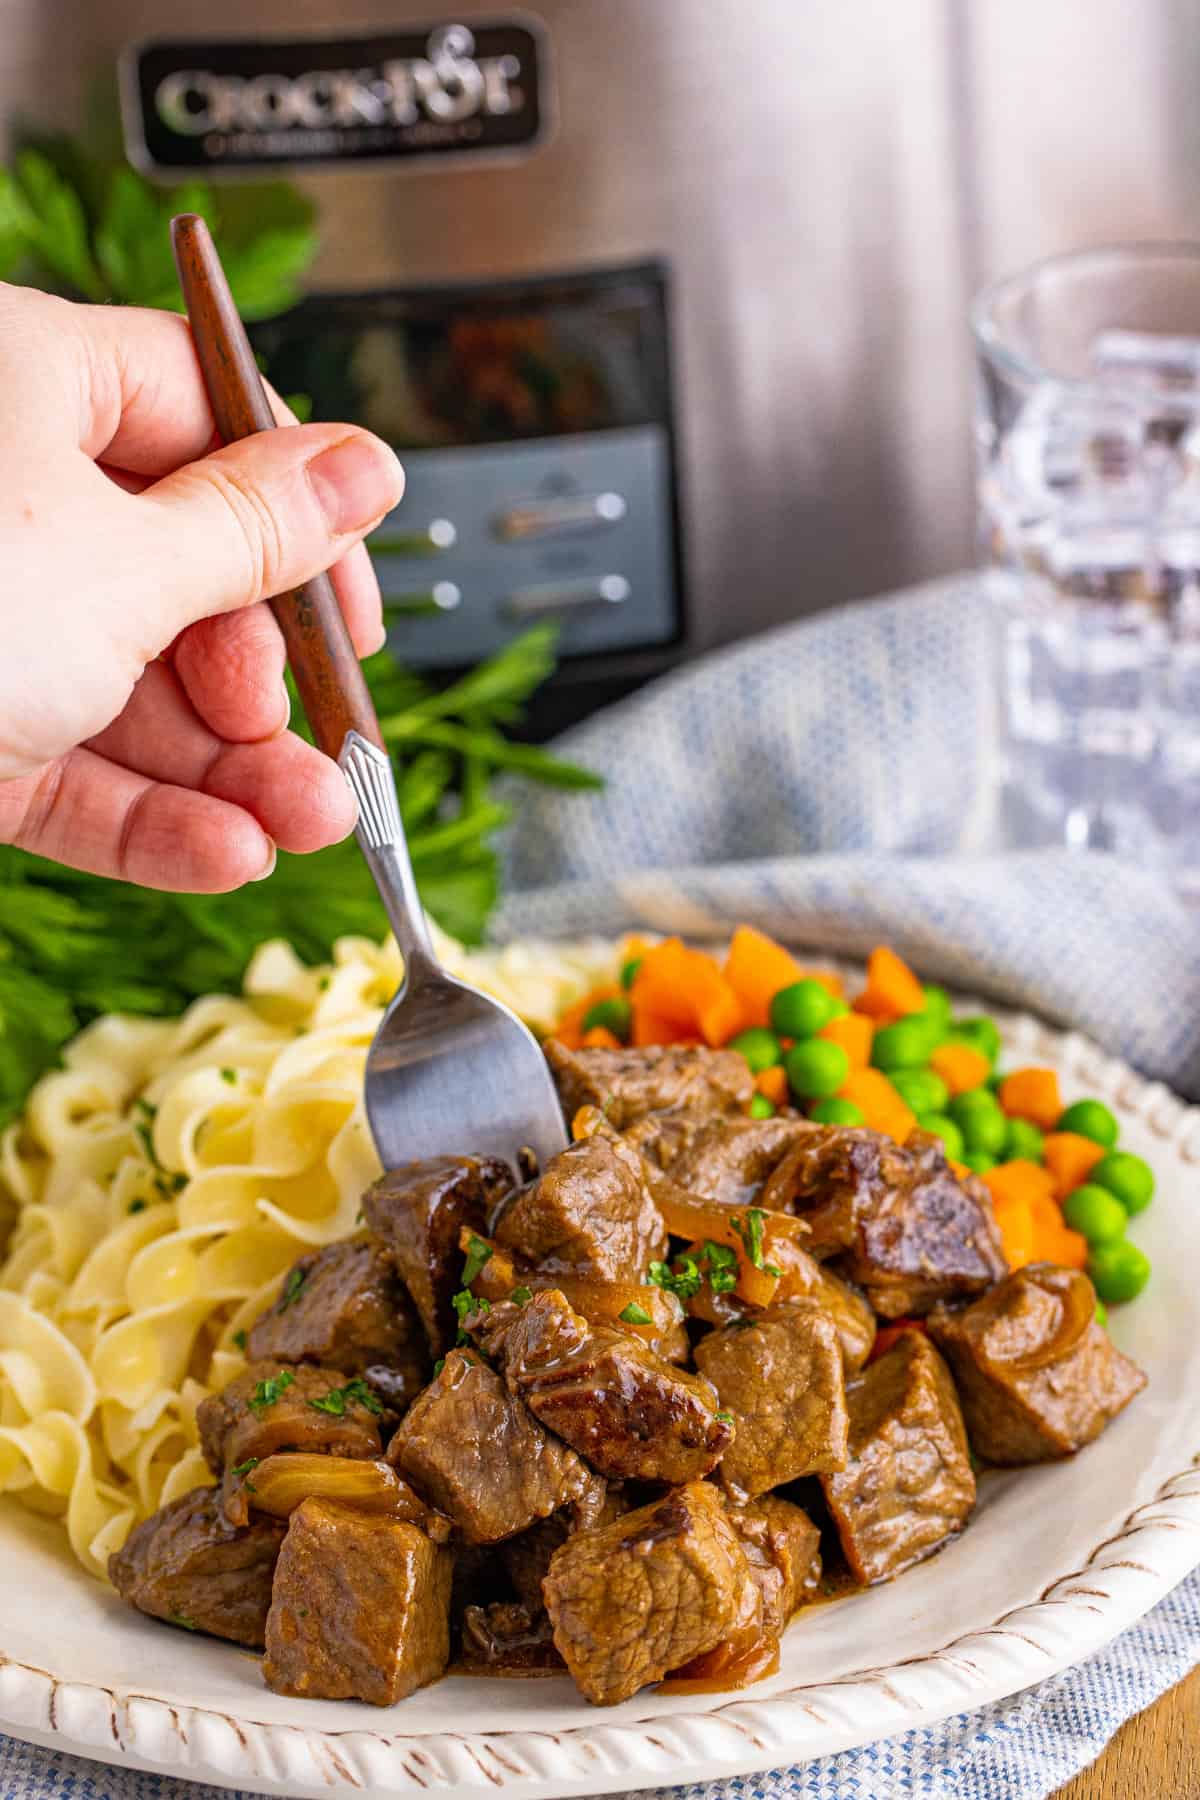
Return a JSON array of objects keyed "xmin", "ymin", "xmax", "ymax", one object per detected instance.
[{"xmin": 3, "ymin": 1006, "xmax": 1200, "ymax": 1799}]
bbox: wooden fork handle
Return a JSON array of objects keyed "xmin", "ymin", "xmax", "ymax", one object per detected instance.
[{"xmin": 170, "ymin": 212, "xmax": 385, "ymax": 759}]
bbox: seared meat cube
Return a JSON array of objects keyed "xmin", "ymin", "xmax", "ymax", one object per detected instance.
[
  {"xmin": 197, "ymin": 1362, "xmax": 384, "ymax": 1484},
  {"xmin": 479, "ymin": 1289, "xmax": 731, "ymax": 1484},
  {"xmin": 461, "ymin": 1601, "xmax": 563, "ymax": 1672},
  {"xmin": 544, "ymin": 1481, "xmax": 754, "ymax": 1704},
  {"xmin": 672, "ymin": 1493, "xmax": 821, "ymax": 1688},
  {"xmin": 388, "ymin": 1349, "xmax": 602, "ymax": 1543},
  {"xmin": 245, "ymin": 1237, "xmax": 428, "ymax": 1407},
  {"xmin": 623, "ymin": 1109, "xmax": 719, "ymax": 1171},
  {"xmin": 669, "ymin": 1116, "xmax": 818, "ymax": 1206},
  {"xmin": 263, "ymin": 1499, "xmax": 451, "ymax": 1704},
  {"xmin": 821, "ymin": 1329, "xmax": 975, "ymax": 1584},
  {"xmin": 363, "ymin": 1155, "xmax": 514, "ymax": 1355},
  {"xmin": 545, "ymin": 1040, "xmax": 753, "ymax": 1130},
  {"xmin": 501, "ymin": 1490, "xmax": 627, "ymax": 1612},
  {"xmin": 928, "ymin": 1264, "xmax": 1146, "ymax": 1463},
  {"xmin": 109, "ymin": 1487, "xmax": 284, "ymax": 1647},
  {"xmin": 686, "ymin": 1239, "xmax": 875, "ymax": 1373},
  {"xmin": 694, "ymin": 1303, "xmax": 848, "ymax": 1497},
  {"xmin": 197, "ymin": 1360, "xmax": 385, "ymax": 1490},
  {"xmin": 765, "ymin": 1125, "xmax": 1005, "ymax": 1315},
  {"xmin": 493, "ymin": 1131, "xmax": 667, "ymax": 1283}
]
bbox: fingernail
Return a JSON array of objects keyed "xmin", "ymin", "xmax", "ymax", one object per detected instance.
[
  {"xmin": 367, "ymin": 618, "xmax": 388, "ymax": 656},
  {"xmin": 307, "ymin": 435, "xmax": 404, "ymax": 535},
  {"xmin": 252, "ymin": 843, "xmax": 277, "ymax": 882},
  {"xmin": 273, "ymin": 681, "xmax": 291, "ymax": 735}
]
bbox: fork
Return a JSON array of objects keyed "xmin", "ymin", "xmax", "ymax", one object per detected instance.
[{"xmin": 171, "ymin": 212, "xmax": 569, "ymax": 1175}]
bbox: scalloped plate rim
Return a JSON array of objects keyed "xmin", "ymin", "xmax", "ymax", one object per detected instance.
[{"xmin": 2, "ymin": 993, "xmax": 1200, "ymax": 1798}]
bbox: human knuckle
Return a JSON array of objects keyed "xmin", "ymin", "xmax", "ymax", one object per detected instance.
[{"xmin": 203, "ymin": 462, "xmax": 288, "ymax": 600}]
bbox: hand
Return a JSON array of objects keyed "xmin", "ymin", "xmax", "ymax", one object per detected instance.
[{"xmin": 0, "ymin": 283, "xmax": 405, "ymax": 891}]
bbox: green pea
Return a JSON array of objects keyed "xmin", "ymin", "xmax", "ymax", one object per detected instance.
[
  {"xmin": 770, "ymin": 979, "xmax": 839, "ymax": 1040},
  {"xmin": 784, "ymin": 1038, "xmax": 850, "ymax": 1099},
  {"xmin": 889, "ymin": 1068, "xmax": 951, "ymax": 1115},
  {"xmin": 730, "ymin": 1026, "xmax": 784, "ymax": 1073},
  {"xmin": 1089, "ymin": 1240, "xmax": 1151, "ymax": 1305},
  {"xmin": 1005, "ymin": 1118, "xmax": 1044, "ymax": 1163},
  {"xmin": 962, "ymin": 1151, "xmax": 997, "ymax": 1175},
  {"xmin": 620, "ymin": 956, "xmax": 643, "ymax": 991},
  {"xmin": 947, "ymin": 1016, "xmax": 1002, "ymax": 1067},
  {"xmin": 749, "ymin": 1093, "xmax": 777, "ymax": 1119},
  {"xmin": 1094, "ymin": 1298, "xmax": 1108, "ymax": 1327},
  {"xmin": 825, "ymin": 997, "xmax": 851, "ymax": 1019},
  {"xmin": 922, "ymin": 984, "xmax": 952, "ymax": 1022},
  {"xmin": 1090, "ymin": 1151, "xmax": 1155, "ymax": 1217},
  {"xmin": 949, "ymin": 1089, "xmax": 1007, "ymax": 1156},
  {"xmin": 871, "ymin": 1016, "xmax": 938, "ymax": 1071},
  {"xmin": 581, "ymin": 996, "xmax": 633, "ymax": 1040},
  {"xmin": 903, "ymin": 1007, "xmax": 950, "ymax": 1051},
  {"xmin": 1056, "ymin": 1098, "xmax": 1119, "ymax": 1148},
  {"xmin": 1063, "ymin": 1183, "xmax": 1128, "ymax": 1247},
  {"xmin": 810, "ymin": 1096, "xmax": 866, "ymax": 1126},
  {"xmin": 917, "ymin": 1113, "xmax": 965, "ymax": 1163}
]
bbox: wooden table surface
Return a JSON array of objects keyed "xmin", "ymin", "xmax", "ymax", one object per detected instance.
[{"xmin": 1051, "ymin": 1664, "xmax": 1200, "ymax": 1797}]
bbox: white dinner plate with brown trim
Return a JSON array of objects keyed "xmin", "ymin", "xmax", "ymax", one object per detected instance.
[{"xmin": 3, "ymin": 1005, "xmax": 1200, "ymax": 1799}]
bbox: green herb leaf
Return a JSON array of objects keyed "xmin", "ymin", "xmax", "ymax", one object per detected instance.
[
  {"xmin": 715, "ymin": 1409, "xmax": 734, "ymax": 1424},
  {"xmin": 510, "ymin": 1286, "xmax": 533, "ymax": 1305},
  {"xmin": 733, "ymin": 1209, "xmax": 769, "ymax": 1270},
  {"xmin": 169, "ymin": 1610, "xmax": 199, "ymax": 1631},
  {"xmin": 278, "ymin": 1267, "xmax": 307, "ymax": 1311},
  {"xmin": 15, "ymin": 150, "xmax": 104, "ymax": 298},
  {"xmin": 232, "ymin": 1329, "xmax": 247, "ymax": 1353},
  {"xmin": 248, "ymin": 1370, "xmax": 295, "ymax": 1413},
  {"xmin": 461, "ymin": 1234, "xmax": 494, "ymax": 1289},
  {"xmin": 647, "ymin": 1256, "xmax": 703, "ymax": 1303},
  {"xmin": 618, "ymin": 1301, "xmax": 653, "ymax": 1325},
  {"xmin": 306, "ymin": 1376, "xmax": 384, "ymax": 1417},
  {"xmin": 127, "ymin": 1199, "xmax": 147, "ymax": 1215},
  {"xmin": 432, "ymin": 1357, "xmax": 446, "ymax": 1377},
  {"xmin": 230, "ymin": 1458, "xmax": 259, "ymax": 1478},
  {"xmin": 220, "ymin": 1067, "xmax": 238, "ymax": 1085}
]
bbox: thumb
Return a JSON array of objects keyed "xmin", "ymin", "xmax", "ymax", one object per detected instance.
[{"xmin": 127, "ymin": 422, "xmax": 404, "ymax": 647}]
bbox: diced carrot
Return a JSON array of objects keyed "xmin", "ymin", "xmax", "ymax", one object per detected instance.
[
  {"xmin": 1042, "ymin": 1131, "xmax": 1106, "ymax": 1199},
  {"xmin": 992, "ymin": 1192, "xmax": 1035, "ymax": 1269},
  {"xmin": 853, "ymin": 945, "xmax": 926, "ymax": 1023},
  {"xmin": 998, "ymin": 1067, "xmax": 1064, "ymax": 1131},
  {"xmin": 949, "ymin": 1159, "xmax": 973, "ymax": 1180},
  {"xmin": 722, "ymin": 925, "xmax": 806, "ymax": 1027},
  {"xmin": 930, "ymin": 1041, "xmax": 992, "ymax": 1097},
  {"xmin": 819, "ymin": 1011, "xmax": 874, "ymax": 1070},
  {"xmin": 551, "ymin": 983, "xmax": 621, "ymax": 1050},
  {"xmin": 1029, "ymin": 1192, "xmax": 1089, "ymax": 1269},
  {"xmin": 581, "ymin": 1025, "xmax": 623, "ymax": 1049},
  {"xmin": 632, "ymin": 939, "xmax": 746, "ymax": 1047},
  {"xmin": 983, "ymin": 1159, "xmax": 1057, "ymax": 1209},
  {"xmin": 868, "ymin": 1318, "xmax": 925, "ymax": 1362},
  {"xmin": 838, "ymin": 1068, "xmax": 918, "ymax": 1142},
  {"xmin": 755, "ymin": 1065, "xmax": 789, "ymax": 1107},
  {"xmin": 632, "ymin": 1001, "xmax": 695, "ymax": 1046}
]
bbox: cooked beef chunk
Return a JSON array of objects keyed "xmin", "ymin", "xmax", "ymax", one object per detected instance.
[
  {"xmin": 461, "ymin": 1601, "xmax": 563, "ymax": 1673},
  {"xmin": 493, "ymin": 1131, "xmax": 668, "ymax": 1283},
  {"xmin": 927, "ymin": 1264, "xmax": 1147, "ymax": 1463},
  {"xmin": 263, "ymin": 1499, "xmax": 451, "ymax": 1704},
  {"xmin": 694, "ymin": 1303, "xmax": 849, "ymax": 1496},
  {"xmin": 546, "ymin": 1040, "xmax": 753, "ymax": 1130},
  {"xmin": 686, "ymin": 1239, "xmax": 875, "ymax": 1373},
  {"xmin": 245, "ymin": 1237, "xmax": 428, "ymax": 1406},
  {"xmin": 501, "ymin": 1491, "xmax": 628, "ymax": 1612},
  {"xmin": 387, "ymin": 1349, "xmax": 602, "ymax": 1543},
  {"xmin": 479, "ymin": 1289, "xmax": 731, "ymax": 1484},
  {"xmin": 668, "ymin": 1116, "xmax": 818, "ymax": 1207},
  {"xmin": 362, "ymin": 1155, "xmax": 514, "ymax": 1355},
  {"xmin": 821, "ymin": 1329, "xmax": 975, "ymax": 1584},
  {"xmin": 765, "ymin": 1125, "xmax": 1005, "ymax": 1315},
  {"xmin": 543, "ymin": 1481, "xmax": 754, "ymax": 1704},
  {"xmin": 197, "ymin": 1362, "xmax": 384, "ymax": 1488},
  {"xmin": 670, "ymin": 1493, "xmax": 821, "ymax": 1688},
  {"xmin": 623, "ymin": 1109, "xmax": 720, "ymax": 1171},
  {"xmin": 109, "ymin": 1487, "xmax": 284, "ymax": 1647}
]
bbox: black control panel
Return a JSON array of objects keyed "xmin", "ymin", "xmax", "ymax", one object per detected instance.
[{"xmin": 251, "ymin": 264, "xmax": 684, "ymax": 673}]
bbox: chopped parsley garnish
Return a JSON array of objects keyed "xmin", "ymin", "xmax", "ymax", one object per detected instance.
[
  {"xmin": 715, "ymin": 1409, "xmax": 734, "ymax": 1424},
  {"xmin": 232, "ymin": 1329, "xmax": 247, "ymax": 1352},
  {"xmin": 230, "ymin": 1458, "xmax": 259, "ymax": 1478},
  {"xmin": 619, "ymin": 1301, "xmax": 653, "ymax": 1325},
  {"xmin": 317, "ymin": 974, "xmax": 331, "ymax": 992},
  {"xmin": 647, "ymin": 1256, "xmax": 703, "ymax": 1302},
  {"xmin": 461, "ymin": 1233, "xmax": 494, "ymax": 1289},
  {"xmin": 701, "ymin": 1240, "xmax": 739, "ymax": 1294},
  {"xmin": 433, "ymin": 1357, "xmax": 446, "ymax": 1377},
  {"xmin": 127, "ymin": 1199, "xmax": 147, "ymax": 1215},
  {"xmin": 169, "ymin": 1610, "xmax": 198, "ymax": 1631},
  {"xmin": 510, "ymin": 1286, "xmax": 533, "ymax": 1306},
  {"xmin": 219, "ymin": 1067, "xmax": 238, "ymax": 1085},
  {"xmin": 451, "ymin": 1287, "xmax": 490, "ymax": 1343},
  {"xmin": 248, "ymin": 1370, "xmax": 295, "ymax": 1413},
  {"xmin": 731, "ymin": 1209, "xmax": 781, "ymax": 1278},
  {"xmin": 306, "ymin": 1377, "xmax": 384, "ymax": 1417},
  {"xmin": 279, "ymin": 1267, "xmax": 307, "ymax": 1311}
]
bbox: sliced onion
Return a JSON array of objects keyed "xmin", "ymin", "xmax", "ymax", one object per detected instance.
[{"xmin": 247, "ymin": 1453, "xmax": 450, "ymax": 1538}]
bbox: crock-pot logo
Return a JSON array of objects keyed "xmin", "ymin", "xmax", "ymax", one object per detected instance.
[{"xmin": 122, "ymin": 19, "xmax": 549, "ymax": 172}]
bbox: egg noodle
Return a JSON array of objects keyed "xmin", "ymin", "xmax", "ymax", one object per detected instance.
[{"xmin": 0, "ymin": 929, "xmax": 619, "ymax": 1579}]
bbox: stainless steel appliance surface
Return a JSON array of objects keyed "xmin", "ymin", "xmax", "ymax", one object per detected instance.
[{"xmin": 3, "ymin": 0, "xmax": 1193, "ymax": 692}]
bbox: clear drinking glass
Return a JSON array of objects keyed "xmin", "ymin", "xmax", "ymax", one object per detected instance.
[{"xmin": 973, "ymin": 244, "xmax": 1200, "ymax": 888}]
